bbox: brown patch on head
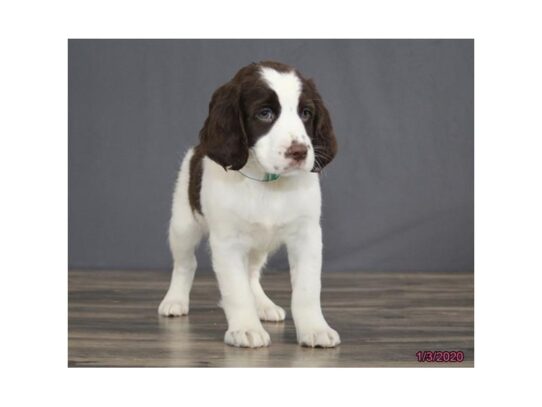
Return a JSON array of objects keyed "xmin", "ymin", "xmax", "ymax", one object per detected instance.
[
  {"xmin": 198, "ymin": 61, "xmax": 294, "ymax": 170},
  {"xmin": 198, "ymin": 80, "xmax": 248, "ymax": 170},
  {"xmin": 258, "ymin": 60, "xmax": 293, "ymax": 73},
  {"xmin": 257, "ymin": 61, "xmax": 337, "ymax": 171},
  {"xmin": 197, "ymin": 60, "xmax": 336, "ymax": 173},
  {"xmin": 297, "ymin": 75, "xmax": 338, "ymax": 171}
]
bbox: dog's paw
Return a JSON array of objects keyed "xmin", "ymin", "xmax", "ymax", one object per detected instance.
[
  {"xmin": 224, "ymin": 328, "xmax": 271, "ymax": 348},
  {"xmin": 158, "ymin": 296, "xmax": 189, "ymax": 317},
  {"xmin": 298, "ymin": 327, "xmax": 341, "ymax": 348},
  {"xmin": 257, "ymin": 303, "xmax": 286, "ymax": 322}
]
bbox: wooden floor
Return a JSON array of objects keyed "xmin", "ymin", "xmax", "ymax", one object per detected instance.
[{"xmin": 68, "ymin": 269, "xmax": 474, "ymax": 367}]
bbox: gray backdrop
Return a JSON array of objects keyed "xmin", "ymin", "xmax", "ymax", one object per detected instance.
[{"xmin": 68, "ymin": 39, "xmax": 473, "ymax": 272}]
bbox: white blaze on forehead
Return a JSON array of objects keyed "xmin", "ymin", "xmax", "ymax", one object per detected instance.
[
  {"xmin": 260, "ymin": 67, "xmax": 302, "ymax": 111},
  {"xmin": 252, "ymin": 66, "xmax": 314, "ymax": 173}
]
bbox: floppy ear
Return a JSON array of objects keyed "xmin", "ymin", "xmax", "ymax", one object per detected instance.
[
  {"xmin": 308, "ymin": 79, "xmax": 338, "ymax": 172},
  {"xmin": 199, "ymin": 82, "xmax": 249, "ymax": 170}
]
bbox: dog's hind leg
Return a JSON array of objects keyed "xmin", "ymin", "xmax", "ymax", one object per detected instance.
[
  {"xmin": 249, "ymin": 250, "xmax": 286, "ymax": 322},
  {"xmin": 158, "ymin": 217, "xmax": 204, "ymax": 316},
  {"xmin": 158, "ymin": 148, "xmax": 205, "ymax": 317}
]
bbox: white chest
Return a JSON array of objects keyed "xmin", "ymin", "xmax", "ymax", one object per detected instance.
[{"xmin": 201, "ymin": 164, "xmax": 322, "ymax": 249}]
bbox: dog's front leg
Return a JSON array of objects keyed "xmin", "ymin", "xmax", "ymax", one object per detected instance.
[
  {"xmin": 210, "ymin": 234, "xmax": 271, "ymax": 348},
  {"xmin": 286, "ymin": 222, "xmax": 341, "ymax": 348}
]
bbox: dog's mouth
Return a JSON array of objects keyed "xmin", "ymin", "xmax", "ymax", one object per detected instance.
[
  {"xmin": 249, "ymin": 149, "xmax": 313, "ymax": 177},
  {"xmin": 273, "ymin": 158, "xmax": 313, "ymax": 176},
  {"xmin": 282, "ymin": 161, "xmax": 304, "ymax": 172}
]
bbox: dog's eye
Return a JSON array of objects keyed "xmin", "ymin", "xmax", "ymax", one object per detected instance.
[
  {"xmin": 300, "ymin": 107, "xmax": 313, "ymax": 122},
  {"xmin": 256, "ymin": 107, "xmax": 275, "ymax": 122}
]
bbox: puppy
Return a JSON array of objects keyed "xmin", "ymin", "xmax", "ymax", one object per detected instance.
[{"xmin": 158, "ymin": 61, "xmax": 340, "ymax": 348}]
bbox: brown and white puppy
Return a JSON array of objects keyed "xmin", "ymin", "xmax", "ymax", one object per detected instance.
[{"xmin": 158, "ymin": 61, "xmax": 340, "ymax": 348}]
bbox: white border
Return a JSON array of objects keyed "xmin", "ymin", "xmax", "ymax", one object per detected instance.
[{"xmin": 2, "ymin": 0, "xmax": 542, "ymax": 406}]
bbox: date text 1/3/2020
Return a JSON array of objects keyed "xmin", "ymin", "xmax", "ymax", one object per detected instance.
[{"xmin": 416, "ymin": 351, "xmax": 465, "ymax": 363}]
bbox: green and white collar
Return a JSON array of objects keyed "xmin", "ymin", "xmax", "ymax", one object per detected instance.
[{"xmin": 237, "ymin": 170, "xmax": 280, "ymax": 182}]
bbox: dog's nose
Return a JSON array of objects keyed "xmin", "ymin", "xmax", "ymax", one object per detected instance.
[{"xmin": 285, "ymin": 141, "xmax": 308, "ymax": 162}]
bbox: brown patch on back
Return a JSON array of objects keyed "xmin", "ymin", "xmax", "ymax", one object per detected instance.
[{"xmin": 188, "ymin": 145, "xmax": 205, "ymax": 214}]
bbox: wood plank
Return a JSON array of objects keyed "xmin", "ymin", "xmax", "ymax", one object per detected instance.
[{"xmin": 68, "ymin": 270, "xmax": 474, "ymax": 367}]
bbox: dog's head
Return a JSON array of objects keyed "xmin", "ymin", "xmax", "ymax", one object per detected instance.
[{"xmin": 199, "ymin": 61, "xmax": 337, "ymax": 175}]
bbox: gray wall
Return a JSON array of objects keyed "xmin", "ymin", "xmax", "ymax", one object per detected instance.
[{"xmin": 68, "ymin": 39, "xmax": 473, "ymax": 272}]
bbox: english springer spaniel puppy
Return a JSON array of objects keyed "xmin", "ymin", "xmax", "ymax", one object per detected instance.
[{"xmin": 158, "ymin": 61, "xmax": 340, "ymax": 348}]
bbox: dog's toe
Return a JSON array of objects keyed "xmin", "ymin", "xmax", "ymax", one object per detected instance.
[
  {"xmin": 224, "ymin": 328, "xmax": 271, "ymax": 348},
  {"xmin": 298, "ymin": 327, "xmax": 341, "ymax": 348},
  {"xmin": 158, "ymin": 297, "xmax": 189, "ymax": 317},
  {"xmin": 258, "ymin": 304, "xmax": 286, "ymax": 322}
]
